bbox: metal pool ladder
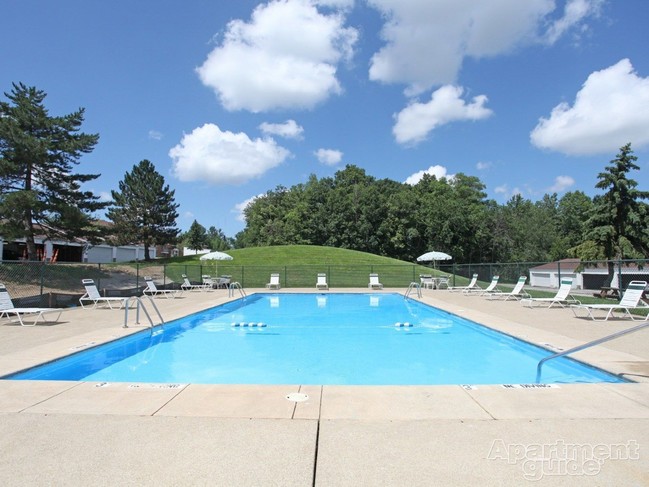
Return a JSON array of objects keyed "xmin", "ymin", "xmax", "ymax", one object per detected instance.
[
  {"xmin": 123, "ymin": 295, "xmax": 165, "ymax": 329},
  {"xmin": 405, "ymin": 282, "xmax": 422, "ymax": 299},
  {"xmin": 536, "ymin": 320, "xmax": 649, "ymax": 381},
  {"xmin": 228, "ymin": 282, "xmax": 247, "ymax": 299}
]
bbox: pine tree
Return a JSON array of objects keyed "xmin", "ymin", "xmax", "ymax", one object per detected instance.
[
  {"xmin": 107, "ymin": 160, "xmax": 180, "ymax": 261},
  {"xmin": 0, "ymin": 82, "xmax": 109, "ymax": 259},
  {"xmin": 184, "ymin": 220, "xmax": 209, "ymax": 251},
  {"xmin": 575, "ymin": 143, "xmax": 649, "ymax": 284}
]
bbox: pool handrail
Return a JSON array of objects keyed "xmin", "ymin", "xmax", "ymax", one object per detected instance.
[
  {"xmin": 228, "ymin": 282, "xmax": 247, "ymax": 299},
  {"xmin": 536, "ymin": 320, "xmax": 649, "ymax": 381},
  {"xmin": 404, "ymin": 282, "xmax": 422, "ymax": 299},
  {"xmin": 123, "ymin": 295, "xmax": 165, "ymax": 329}
]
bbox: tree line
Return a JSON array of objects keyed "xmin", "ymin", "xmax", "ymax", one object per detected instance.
[
  {"xmin": 1, "ymin": 82, "xmax": 647, "ymax": 265},
  {"xmin": 235, "ymin": 146, "xmax": 648, "ymax": 265}
]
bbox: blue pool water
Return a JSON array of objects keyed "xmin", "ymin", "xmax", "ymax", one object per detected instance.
[{"xmin": 8, "ymin": 293, "xmax": 624, "ymax": 385}]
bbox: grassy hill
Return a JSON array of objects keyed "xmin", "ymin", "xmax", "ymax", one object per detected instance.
[{"xmin": 165, "ymin": 245, "xmax": 440, "ymax": 288}]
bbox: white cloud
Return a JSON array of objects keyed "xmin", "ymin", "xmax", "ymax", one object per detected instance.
[
  {"xmin": 169, "ymin": 123, "xmax": 291, "ymax": 185},
  {"xmin": 494, "ymin": 184, "xmax": 522, "ymax": 199},
  {"xmin": 544, "ymin": 0, "xmax": 603, "ymax": 45},
  {"xmin": 547, "ymin": 175, "xmax": 575, "ymax": 193},
  {"xmin": 314, "ymin": 148, "xmax": 343, "ymax": 165},
  {"xmin": 233, "ymin": 194, "xmax": 263, "ymax": 222},
  {"xmin": 367, "ymin": 0, "xmax": 600, "ymax": 95},
  {"xmin": 530, "ymin": 59, "xmax": 649, "ymax": 155},
  {"xmin": 393, "ymin": 85, "xmax": 493, "ymax": 145},
  {"xmin": 315, "ymin": 0, "xmax": 354, "ymax": 8},
  {"xmin": 148, "ymin": 130, "xmax": 163, "ymax": 140},
  {"xmin": 476, "ymin": 161, "xmax": 492, "ymax": 170},
  {"xmin": 196, "ymin": 0, "xmax": 358, "ymax": 112},
  {"xmin": 404, "ymin": 165, "xmax": 453, "ymax": 185},
  {"xmin": 259, "ymin": 119, "xmax": 304, "ymax": 139}
]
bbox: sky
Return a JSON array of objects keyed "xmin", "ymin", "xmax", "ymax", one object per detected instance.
[{"xmin": 2, "ymin": 0, "xmax": 649, "ymax": 238}]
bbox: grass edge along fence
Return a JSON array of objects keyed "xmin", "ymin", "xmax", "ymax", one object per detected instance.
[{"xmin": 0, "ymin": 259, "xmax": 647, "ymax": 307}]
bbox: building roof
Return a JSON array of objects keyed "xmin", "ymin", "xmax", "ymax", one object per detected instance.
[{"xmin": 529, "ymin": 258, "xmax": 581, "ymax": 272}]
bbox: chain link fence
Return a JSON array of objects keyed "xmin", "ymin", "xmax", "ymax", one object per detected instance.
[{"xmin": 1, "ymin": 258, "xmax": 647, "ymax": 308}]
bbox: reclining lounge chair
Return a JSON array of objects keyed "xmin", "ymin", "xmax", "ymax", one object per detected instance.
[
  {"xmin": 368, "ymin": 273, "xmax": 383, "ymax": 290},
  {"xmin": 521, "ymin": 278, "xmax": 580, "ymax": 308},
  {"xmin": 316, "ymin": 273, "xmax": 329, "ymax": 290},
  {"xmin": 143, "ymin": 276, "xmax": 182, "ymax": 298},
  {"xmin": 266, "ymin": 273, "xmax": 281, "ymax": 290},
  {"xmin": 486, "ymin": 276, "xmax": 530, "ymax": 301},
  {"xmin": 79, "ymin": 279, "xmax": 130, "ymax": 309},
  {"xmin": 570, "ymin": 281, "xmax": 649, "ymax": 321},
  {"xmin": 447, "ymin": 274, "xmax": 479, "ymax": 292},
  {"xmin": 0, "ymin": 283, "xmax": 64, "ymax": 327}
]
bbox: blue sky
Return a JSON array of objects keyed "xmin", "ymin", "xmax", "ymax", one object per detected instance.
[{"xmin": 2, "ymin": 0, "xmax": 648, "ymax": 237}]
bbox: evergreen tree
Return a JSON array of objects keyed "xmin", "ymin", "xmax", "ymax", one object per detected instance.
[
  {"xmin": 184, "ymin": 220, "xmax": 209, "ymax": 251},
  {"xmin": 573, "ymin": 143, "xmax": 649, "ymax": 283},
  {"xmin": 0, "ymin": 82, "xmax": 109, "ymax": 259},
  {"xmin": 107, "ymin": 159, "xmax": 179, "ymax": 261}
]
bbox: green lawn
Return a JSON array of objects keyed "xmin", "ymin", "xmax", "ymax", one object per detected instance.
[{"xmin": 163, "ymin": 245, "xmax": 452, "ymax": 288}]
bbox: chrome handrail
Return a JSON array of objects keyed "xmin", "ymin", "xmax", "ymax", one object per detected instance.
[
  {"xmin": 536, "ymin": 321, "xmax": 649, "ymax": 381},
  {"xmin": 404, "ymin": 282, "xmax": 422, "ymax": 299},
  {"xmin": 228, "ymin": 282, "xmax": 247, "ymax": 299},
  {"xmin": 124, "ymin": 295, "xmax": 165, "ymax": 328}
]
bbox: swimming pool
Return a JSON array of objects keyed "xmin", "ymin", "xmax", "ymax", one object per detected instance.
[{"xmin": 7, "ymin": 293, "xmax": 624, "ymax": 385}]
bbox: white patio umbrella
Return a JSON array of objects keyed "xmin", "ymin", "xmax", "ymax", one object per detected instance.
[
  {"xmin": 199, "ymin": 251, "xmax": 233, "ymax": 277},
  {"xmin": 416, "ymin": 251, "xmax": 452, "ymax": 263},
  {"xmin": 199, "ymin": 251, "xmax": 233, "ymax": 261},
  {"xmin": 416, "ymin": 251, "xmax": 452, "ymax": 271}
]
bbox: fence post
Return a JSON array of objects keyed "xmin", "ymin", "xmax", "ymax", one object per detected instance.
[
  {"xmin": 617, "ymin": 259, "xmax": 623, "ymax": 290},
  {"xmin": 557, "ymin": 261, "xmax": 561, "ymax": 287},
  {"xmin": 241, "ymin": 266, "xmax": 245, "ymax": 288},
  {"xmin": 98, "ymin": 263, "xmax": 102, "ymax": 290},
  {"xmin": 39, "ymin": 262, "xmax": 45, "ymax": 300}
]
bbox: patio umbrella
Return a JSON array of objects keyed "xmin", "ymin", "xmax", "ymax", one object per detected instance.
[
  {"xmin": 199, "ymin": 251, "xmax": 233, "ymax": 261},
  {"xmin": 416, "ymin": 251, "xmax": 452, "ymax": 272},
  {"xmin": 416, "ymin": 251, "xmax": 452, "ymax": 263},
  {"xmin": 199, "ymin": 251, "xmax": 233, "ymax": 277}
]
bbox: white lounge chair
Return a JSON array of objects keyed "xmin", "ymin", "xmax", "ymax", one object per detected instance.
[
  {"xmin": 181, "ymin": 274, "xmax": 210, "ymax": 292},
  {"xmin": 266, "ymin": 273, "xmax": 281, "ymax": 290},
  {"xmin": 447, "ymin": 274, "xmax": 479, "ymax": 292},
  {"xmin": 0, "ymin": 283, "xmax": 64, "ymax": 327},
  {"xmin": 521, "ymin": 278, "xmax": 581, "ymax": 308},
  {"xmin": 570, "ymin": 281, "xmax": 649, "ymax": 321},
  {"xmin": 316, "ymin": 273, "xmax": 328, "ymax": 290},
  {"xmin": 368, "ymin": 273, "xmax": 383, "ymax": 290},
  {"xmin": 79, "ymin": 279, "xmax": 129, "ymax": 309},
  {"xmin": 143, "ymin": 276, "xmax": 181, "ymax": 298},
  {"xmin": 486, "ymin": 276, "xmax": 530, "ymax": 301},
  {"xmin": 465, "ymin": 275, "xmax": 500, "ymax": 295}
]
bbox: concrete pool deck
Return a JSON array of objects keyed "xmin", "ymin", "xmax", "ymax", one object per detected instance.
[{"xmin": 0, "ymin": 288, "xmax": 648, "ymax": 485}]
